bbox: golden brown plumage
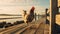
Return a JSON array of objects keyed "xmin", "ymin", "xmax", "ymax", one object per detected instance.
[{"xmin": 23, "ymin": 6, "xmax": 35, "ymax": 24}]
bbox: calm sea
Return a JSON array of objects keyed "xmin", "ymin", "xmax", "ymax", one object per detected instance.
[
  {"xmin": 0, "ymin": 15, "xmax": 41, "ymax": 24},
  {"xmin": 0, "ymin": 16, "xmax": 23, "ymax": 24}
]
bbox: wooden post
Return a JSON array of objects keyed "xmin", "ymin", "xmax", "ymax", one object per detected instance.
[
  {"xmin": 46, "ymin": 8, "xmax": 48, "ymax": 20},
  {"xmin": 35, "ymin": 13, "xmax": 37, "ymax": 21},
  {"xmin": 45, "ymin": 8, "xmax": 49, "ymax": 24},
  {"xmin": 50, "ymin": 0, "xmax": 58, "ymax": 34},
  {"xmin": 38, "ymin": 14, "xmax": 39, "ymax": 20}
]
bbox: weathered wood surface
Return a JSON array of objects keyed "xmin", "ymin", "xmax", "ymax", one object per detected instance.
[
  {"xmin": 0, "ymin": 23, "xmax": 27, "ymax": 34},
  {"xmin": 19, "ymin": 18, "xmax": 49, "ymax": 34},
  {"xmin": 0, "ymin": 18, "xmax": 49, "ymax": 34},
  {"xmin": 56, "ymin": 15, "xmax": 60, "ymax": 25},
  {"xmin": 58, "ymin": 0, "xmax": 60, "ymax": 7}
]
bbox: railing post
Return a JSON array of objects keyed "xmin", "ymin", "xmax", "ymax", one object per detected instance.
[{"xmin": 50, "ymin": 0, "xmax": 58, "ymax": 34}]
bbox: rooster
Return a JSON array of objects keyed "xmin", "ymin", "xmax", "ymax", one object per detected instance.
[{"xmin": 23, "ymin": 6, "xmax": 35, "ymax": 24}]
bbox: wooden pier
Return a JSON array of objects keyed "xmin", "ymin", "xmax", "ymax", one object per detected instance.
[{"xmin": 0, "ymin": 18, "xmax": 49, "ymax": 34}]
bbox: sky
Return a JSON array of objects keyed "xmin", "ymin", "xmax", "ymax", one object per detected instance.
[{"xmin": 0, "ymin": 0, "xmax": 50, "ymax": 15}]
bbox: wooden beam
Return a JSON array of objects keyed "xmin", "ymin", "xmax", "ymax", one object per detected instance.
[
  {"xmin": 58, "ymin": 0, "xmax": 60, "ymax": 7},
  {"xmin": 50, "ymin": 0, "xmax": 58, "ymax": 34}
]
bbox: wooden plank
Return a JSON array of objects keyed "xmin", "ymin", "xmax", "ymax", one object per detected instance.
[
  {"xmin": 14, "ymin": 25, "xmax": 32, "ymax": 34},
  {"xmin": 58, "ymin": 0, "xmax": 60, "ymax": 7},
  {"xmin": 0, "ymin": 23, "xmax": 26, "ymax": 34},
  {"xmin": 56, "ymin": 14, "xmax": 60, "ymax": 25}
]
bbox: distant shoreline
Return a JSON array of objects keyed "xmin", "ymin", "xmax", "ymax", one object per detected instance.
[
  {"xmin": 0, "ymin": 14, "xmax": 22, "ymax": 16},
  {"xmin": 0, "ymin": 17, "xmax": 22, "ymax": 20}
]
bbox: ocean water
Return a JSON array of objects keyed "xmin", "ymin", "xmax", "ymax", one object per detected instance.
[
  {"xmin": 0, "ymin": 16, "xmax": 23, "ymax": 24},
  {"xmin": 0, "ymin": 15, "xmax": 41, "ymax": 24}
]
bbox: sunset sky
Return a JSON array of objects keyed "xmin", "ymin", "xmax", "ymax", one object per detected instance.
[{"xmin": 0, "ymin": 0, "xmax": 50, "ymax": 15}]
